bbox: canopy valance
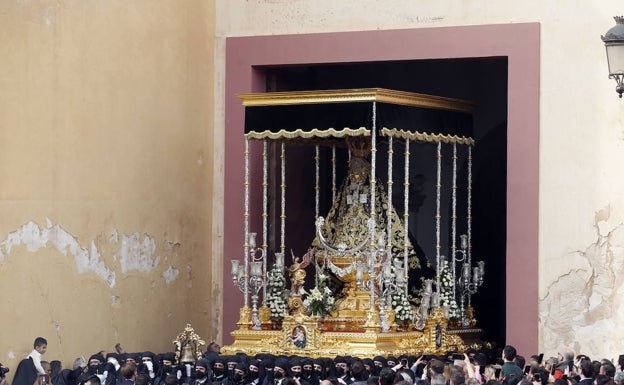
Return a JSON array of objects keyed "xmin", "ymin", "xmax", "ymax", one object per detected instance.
[{"xmin": 239, "ymin": 88, "xmax": 475, "ymax": 145}]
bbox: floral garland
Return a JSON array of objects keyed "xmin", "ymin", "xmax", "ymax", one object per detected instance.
[
  {"xmin": 266, "ymin": 265, "xmax": 287, "ymax": 321},
  {"xmin": 439, "ymin": 259, "xmax": 460, "ymax": 319},
  {"xmin": 303, "ymin": 273, "xmax": 336, "ymax": 318}
]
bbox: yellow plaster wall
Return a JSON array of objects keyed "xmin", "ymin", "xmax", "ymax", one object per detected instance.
[{"xmin": 0, "ymin": 0, "xmax": 217, "ymax": 371}]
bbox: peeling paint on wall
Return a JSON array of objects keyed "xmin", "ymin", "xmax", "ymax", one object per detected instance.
[
  {"xmin": 0, "ymin": 220, "xmax": 182, "ymax": 288},
  {"xmin": 540, "ymin": 205, "xmax": 624, "ymax": 357},
  {"xmin": 0, "ymin": 220, "xmax": 117, "ymax": 287},
  {"xmin": 118, "ymin": 233, "xmax": 159, "ymax": 274},
  {"xmin": 163, "ymin": 266, "xmax": 180, "ymax": 284}
]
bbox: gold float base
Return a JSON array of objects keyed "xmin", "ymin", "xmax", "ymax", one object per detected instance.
[{"xmin": 222, "ymin": 308, "xmax": 487, "ymax": 358}]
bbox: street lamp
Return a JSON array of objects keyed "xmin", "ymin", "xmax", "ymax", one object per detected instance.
[{"xmin": 602, "ymin": 16, "xmax": 624, "ymax": 98}]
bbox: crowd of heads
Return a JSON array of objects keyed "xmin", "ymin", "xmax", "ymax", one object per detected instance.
[{"xmin": 10, "ymin": 341, "xmax": 624, "ymax": 385}]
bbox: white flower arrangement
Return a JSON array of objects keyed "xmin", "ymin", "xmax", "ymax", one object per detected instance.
[
  {"xmin": 391, "ymin": 289, "xmax": 414, "ymax": 323},
  {"xmin": 303, "ymin": 273, "xmax": 336, "ymax": 318},
  {"xmin": 266, "ymin": 265, "xmax": 287, "ymax": 321},
  {"xmin": 439, "ymin": 259, "xmax": 460, "ymax": 319}
]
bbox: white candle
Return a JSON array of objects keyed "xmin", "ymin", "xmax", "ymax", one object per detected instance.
[
  {"xmin": 396, "ymin": 268, "xmax": 405, "ymax": 285},
  {"xmin": 356, "ymin": 264, "xmax": 364, "ymax": 283},
  {"xmin": 425, "ymin": 279, "xmax": 433, "ymax": 294},
  {"xmin": 275, "ymin": 252, "xmax": 284, "ymax": 268},
  {"xmin": 231, "ymin": 260, "xmax": 240, "ymax": 278},
  {"xmin": 460, "ymin": 234, "xmax": 468, "ymax": 250},
  {"xmin": 377, "ymin": 234, "xmax": 385, "ymax": 249},
  {"xmin": 422, "ymin": 293, "xmax": 430, "ymax": 309},
  {"xmin": 248, "ymin": 232, "xmax": 257, "ymax": 249},
  {"xmin": 250, "ymin": 261, "xmax": 263, "ymax": 277},
  {"xmin": 463, "ymin": 263, "xmax": 470, "ymax": 280},
  {"xmin": 383, "ymin": 264, "xmax": 392, "ymax": 279}
]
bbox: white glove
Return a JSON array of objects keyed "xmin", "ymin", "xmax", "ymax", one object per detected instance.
[
  {"xmin": 185, "ymin": 364, "xmax": 192, "ymax": 378},
  {"xmin": 97, "ymin": 372, "xmax": 108, "ymax": 384},
  {"xmin": 108, "ymin": 358, "xmax": 120, "ymax": 372},
  {"xmin": 177, "ymin": 370, "xmax": 182, "ymax": 380},
  {"xmin": 145, "ymin": 361, "xmax": 154, "ymax": 372}
]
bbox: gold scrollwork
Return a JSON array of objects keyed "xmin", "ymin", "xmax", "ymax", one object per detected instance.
[
  {"xmin": 172, "ymin": 324, "xmax": 206, "ymax": 364},
  {"xmin": 289, "ymin": 296, "xmax": 305, "ymax": 316}
]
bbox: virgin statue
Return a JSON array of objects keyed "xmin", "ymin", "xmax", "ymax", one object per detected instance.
[{"xmin": 312, "ymin": 137, "xmax": 433, "ymax": 310}]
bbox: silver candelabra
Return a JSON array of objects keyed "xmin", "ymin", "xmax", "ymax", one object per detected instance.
[
  {"xmin": 231, "ymin": 232, "xmax": 266, "ymax": 330},
  {"xmin": 355, "ymin": 235, "xmax": 406, "ymax": 332},
  {"xmin": 452, "ymin": 234, "xmax": 485, "ymax": 327}
]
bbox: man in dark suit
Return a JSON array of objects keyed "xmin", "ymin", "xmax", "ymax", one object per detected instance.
[{"xmin": 579, "ymin": 360, "xmax": 594, "ymax": 385}]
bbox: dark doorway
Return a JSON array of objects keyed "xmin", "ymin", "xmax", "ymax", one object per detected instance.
[{"xmin": 262, "ymin": 58, "xmax": 508, "ymax": 345}]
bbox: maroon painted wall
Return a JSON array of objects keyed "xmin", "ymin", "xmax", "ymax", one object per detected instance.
[{"xmin": 224, "ymin": 23, "xmax": 540, "ymax": 354}]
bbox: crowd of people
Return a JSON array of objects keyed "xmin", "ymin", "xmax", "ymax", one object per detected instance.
[{"xmin": 3, "ymin": 338, "xmax": 623, "ymax": 385}]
